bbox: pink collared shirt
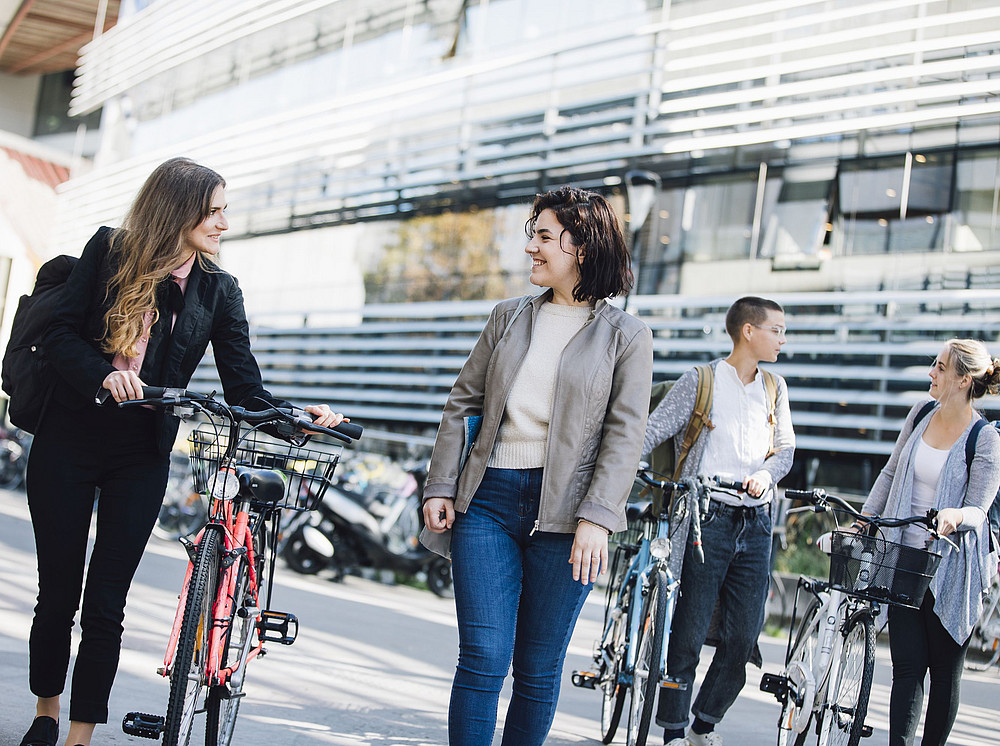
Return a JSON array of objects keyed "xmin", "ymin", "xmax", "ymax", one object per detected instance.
[{"xmin": 112, "ymin": 253, "xmax": 197, "ymax": 374}]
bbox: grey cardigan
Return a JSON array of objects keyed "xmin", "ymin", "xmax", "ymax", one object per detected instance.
[
  {"xmin": 862, "ymin": 400, "xmax": 1000, "ymax": 643},
  {"xmin": 424, "ymin": 292, "xmax": 653, "ymax": 534},
  {"xmin": 642, "ymin": 358, "xmax": 795, "ymax": 493}
]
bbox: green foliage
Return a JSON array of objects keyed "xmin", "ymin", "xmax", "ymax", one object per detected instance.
[
  {"xmin": 775, "ymin": 509, "xmax": 836, "ymax": 578},
  {"xmin": 365, "ymin": 210, "xmax": 511, "ymax": 302}
]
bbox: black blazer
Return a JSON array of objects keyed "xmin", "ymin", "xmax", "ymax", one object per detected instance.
[{"xmin": 44, "ymin": 226, "xmax": 282, "ymax": 453}]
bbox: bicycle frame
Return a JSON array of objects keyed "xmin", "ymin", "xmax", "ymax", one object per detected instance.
[{"xmin": 162, "ymin": 497, "xmax": 265, "ymax": 687}]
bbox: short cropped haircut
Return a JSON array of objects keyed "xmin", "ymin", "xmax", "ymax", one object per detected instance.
[
  {"xmin": 525, "ymin": 186, "xmax": 632, "ymax": 303},
  {"xmin": 725, "ymin": 296, "xmax": 784, "ymax": 342}
]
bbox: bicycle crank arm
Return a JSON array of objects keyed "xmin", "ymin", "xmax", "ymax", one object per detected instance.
[{"xmin": 122, "ymin": 712, "xmax": 165, "ymax": 739}]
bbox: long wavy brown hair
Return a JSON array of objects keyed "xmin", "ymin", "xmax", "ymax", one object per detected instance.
[{"xmin": 102, "ymin": 158, "xmax": 225, "ymax": 358}]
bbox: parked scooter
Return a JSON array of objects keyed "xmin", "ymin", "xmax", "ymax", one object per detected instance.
[{"xmin": 281, "ymin": 456, "xmax": 453, "ymax": 597}]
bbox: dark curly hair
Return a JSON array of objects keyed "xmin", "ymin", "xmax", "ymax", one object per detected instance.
[{"xmin": 524, "ymin": 186, "xmax": 632, "ymax": 303}]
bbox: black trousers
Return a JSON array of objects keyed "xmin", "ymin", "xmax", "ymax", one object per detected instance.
[
  {"xmin": 887, "ymin": 590, "xmax": 971, "ymax": 746},
  {"xmin": 25, "ymin": 404, "xmax": 170, "ymax": 723}
]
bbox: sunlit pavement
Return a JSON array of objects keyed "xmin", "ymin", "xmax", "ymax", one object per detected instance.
[{"xmin": 1, "ymin": 488, "xmax": 998, "ymax": 746}]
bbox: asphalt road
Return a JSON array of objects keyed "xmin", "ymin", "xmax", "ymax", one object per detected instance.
[{"xmin": 1, "ymin": 487, "xmax": 998, "ymax": 746}]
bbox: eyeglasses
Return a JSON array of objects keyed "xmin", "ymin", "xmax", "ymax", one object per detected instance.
[{"xmin": 752, "ymin": 324, "xmax": 787, "ymax": 339}]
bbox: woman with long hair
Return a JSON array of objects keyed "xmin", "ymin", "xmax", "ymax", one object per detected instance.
[
  {"xmin": 18, "ymin": 158, "xmax": 344, "ymax": 746},
  {"xmin": 422, "ymin": 186, "xmax": 653, "ymax": 745},
  {"xmin": 861, "ymin": 338, "xmax": 1000, "ymax": 745}
]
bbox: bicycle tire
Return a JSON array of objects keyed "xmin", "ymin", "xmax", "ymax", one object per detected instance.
[
  {"xmin": 205, "ymin": 561, "xmax": 253, "ymax": 745},
  {"xmin": 627, "ymin": 567, "xmax": 667, "ymax": 746},
  {"xmin": 823, "ymin": 612, "xmax": 875, "ymax": 746},
  {"xmin": 599, "ymin": 566, "xmax": 631, "ymax": 744},
  {"xmin": 163, "ymin": 527, "xmax": 221, "ymax": 746},
  {"xmin": 777, "ymin": 595, "xmax": 822, "ymax": 746}
]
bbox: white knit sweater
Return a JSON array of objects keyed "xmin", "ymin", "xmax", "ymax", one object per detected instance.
[{"xmin": 489, "ymin": 301, "xmax": 592, "ymax": 468}]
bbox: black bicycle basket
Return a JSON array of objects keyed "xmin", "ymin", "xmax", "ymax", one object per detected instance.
[
  {"xmin": 187, "ymin": 424, "xmax": 343, "ymax": 511},
  {"xmin": 828, "ymin": 531, "xmax": 943, "ymax": 608}
]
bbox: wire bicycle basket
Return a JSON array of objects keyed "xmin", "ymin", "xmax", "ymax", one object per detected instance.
[
  {"xmin": 187, "ymin": 424, "xmax": 343, "ymax": 512},
  {"xmin": 828, "ymin": 531, "xmax": 943, "ymax": 609}
]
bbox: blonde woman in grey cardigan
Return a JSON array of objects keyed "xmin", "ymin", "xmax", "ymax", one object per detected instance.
[{"xmin": 861, "ymin": 338, "xmax": 1000, "ymax": 746}]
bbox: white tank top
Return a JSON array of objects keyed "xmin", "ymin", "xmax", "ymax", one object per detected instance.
[{"xmin": 903, "ymin": 437, "xmax": 950, "ymax": 548}]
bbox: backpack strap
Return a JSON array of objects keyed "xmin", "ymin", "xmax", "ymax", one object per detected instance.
[
  {"xmin": 761, "ymin": 369, "xmax": 779, "ymax": 458},
  {"xmin": 674, "ymin": 364, "xmax": 714, "ymax": 480},
  {"xmin": 966, "ymin": 418, "xmax": 986, "ymax": 474},
  {"xmin": 912, "ymin": 400, "xmax": 936, "ymax": 430}
]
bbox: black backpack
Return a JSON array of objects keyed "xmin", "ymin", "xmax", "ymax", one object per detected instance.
[{"xmin": 1, "ymin": 255, "xmax": 77, "ymax": 433}]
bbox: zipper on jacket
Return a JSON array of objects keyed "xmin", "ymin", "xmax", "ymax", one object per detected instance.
[{"xmin": 530, "ymin": 520, "xmax": 539, "ymax": 536}]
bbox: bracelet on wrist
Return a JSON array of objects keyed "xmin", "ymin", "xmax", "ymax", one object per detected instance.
[{"xmin": 578, "ymin": 518, "xmax": 610, "ymax": 535}]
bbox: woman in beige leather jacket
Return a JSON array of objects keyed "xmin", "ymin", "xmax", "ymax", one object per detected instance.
[{"xmin": 422, "ymin": 186, "xmax": 653, "ymax": 746}]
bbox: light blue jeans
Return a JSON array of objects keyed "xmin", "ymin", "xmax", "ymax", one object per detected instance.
[{"xmin": 448, "ymin": 467, "xmax": 592, "ymax": 746}]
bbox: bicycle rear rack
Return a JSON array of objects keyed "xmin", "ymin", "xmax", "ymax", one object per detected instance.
[
  {"xmin": 122, "ymin": 712, "xmax": 164, "ymax": 739},
  {"xmin": 257, "ymin": 610, "xmax": 298, "ymax": 645}
]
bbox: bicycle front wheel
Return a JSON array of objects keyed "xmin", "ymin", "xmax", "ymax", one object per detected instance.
[
  {"xmin": 824, "ymin": 612, "xmax": 875, "ymax": 746},
  {"xmin": 163, "ymin": 527, "xmax": 221, "ymax": 746},
  {"xmin": 778, "ymin": 595, "xmax": 821, "ymax": 746},
  {"xmin": 627, "ymin": 568, "xmax": 667, "ymax": 746}
]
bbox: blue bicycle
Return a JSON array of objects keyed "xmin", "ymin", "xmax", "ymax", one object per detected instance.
[{"xmin": 573, "ymin": 469, "xmax": 734, "ymax": 745}]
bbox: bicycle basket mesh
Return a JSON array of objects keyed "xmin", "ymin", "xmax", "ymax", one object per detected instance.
[
  {"xmin": 828, "ymin": 531, "xmax": 942, "ymax": 609},
  {"xmin": 188, "ymin": 425, "xmax": 343, "ymax": 511}
]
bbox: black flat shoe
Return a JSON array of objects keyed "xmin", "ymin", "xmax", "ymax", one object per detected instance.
[{"xmin": 19, "ymin": 716, "xmax": 58, "ymax": 746}]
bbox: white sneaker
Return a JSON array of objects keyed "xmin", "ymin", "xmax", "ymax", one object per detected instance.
[
  {"xmin": 686, "ymin": 731, "xmax": 723, "ymax": 746},
  {"xmin": 664, "ymin": 739, "xmax": 689, "ymax": 746}
]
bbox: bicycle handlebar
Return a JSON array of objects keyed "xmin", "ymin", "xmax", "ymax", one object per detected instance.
[
  {"xmin": 784, "ymin": 488, "xmax": 959, "ymax": 549},
  {"xmin": 99, "ymin": 386, "xmax": 363, "ymax": 443}
]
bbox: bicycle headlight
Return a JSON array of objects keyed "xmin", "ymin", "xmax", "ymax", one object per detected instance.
[{"xmin": 650, "ymin": 536, "xmax": 670, "ymax": 559}]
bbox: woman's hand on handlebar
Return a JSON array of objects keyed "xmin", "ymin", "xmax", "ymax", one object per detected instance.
[
  {"xmin": 302, "ymin": 403, "xmax": 348, "ymax": 430},
  {"xmin": 934, "ymin": 507, "xmax": 963, "ymax": 537},
  {"xmin": 423, "ymin": 497, "xmax": 455, "ymax": 534},
  {"xmin": 102, "ymin": 370, "xmax": 145, "ymax": 403}
]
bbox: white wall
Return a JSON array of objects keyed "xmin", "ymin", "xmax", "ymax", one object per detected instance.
[{"xmin": 0, "ymin": 73, "xmax": 39, "ymax": 137}]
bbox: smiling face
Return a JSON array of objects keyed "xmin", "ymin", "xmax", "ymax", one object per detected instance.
[
  {"xmin": 183, "ymin": 185, "xmax": 228, "ymax": 257},
  {"xmin": 525, "ymin": 208, "xmax": 584, "ymax": 304},
  {"xmin": 929, "ymin": 345, "xmax": 969, "ymax": 402}
]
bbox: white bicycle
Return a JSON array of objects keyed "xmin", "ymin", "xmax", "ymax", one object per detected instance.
[{"xmin": 760, "ymin": 488, "xmax": 956, "ymax": 746}]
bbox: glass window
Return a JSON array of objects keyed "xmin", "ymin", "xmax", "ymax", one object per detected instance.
[
  {"xmin": 952, "ymin": 149, "xmax": 1000, "ymax": 252},
  {"xmin": 679, "ymin": 175, "xmax": 756, "ymax": 262}
]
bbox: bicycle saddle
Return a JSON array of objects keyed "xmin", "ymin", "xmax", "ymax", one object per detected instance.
[
  {"xmin": 237, "ymin": 467, "xmax": 286, "ymax": 504},
  {"xmin": 626, "ymin": 501, "xmax": 653, "ymax": 523}
]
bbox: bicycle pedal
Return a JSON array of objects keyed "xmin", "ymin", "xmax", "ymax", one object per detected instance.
[
  {"xmin": 213, "ymin": 683, "xmax": 247, "ymax": 701},
  {"xmin": 760, "ymin": 672, "xmax": 787, "ymax": 700},
  {"xmin": 861, "ymin": 724, "xmax": 873, "ymax": 738},
  {"xmin": 571, "ymin": 670, "xmax": 598, "ymax": 689},
  {"xmin": 122, "ymin": 712, "xmax": 164, "ymax": 739},
  {"xmin": 659, "ymin": 675, "xmax": 688, "ymax": 691},
  {"xmin": 258, "ymin": 610, "xmax": 298, "ymax": 645}
]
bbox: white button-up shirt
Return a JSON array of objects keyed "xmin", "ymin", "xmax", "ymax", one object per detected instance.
[{"xmin": 700, "ymin": 359, "xmax": 782, "ymax": 506}]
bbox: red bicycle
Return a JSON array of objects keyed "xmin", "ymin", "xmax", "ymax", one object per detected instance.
[{"xmin": 111, "ymin": 387, "xmax": 361, "ymax": 746}]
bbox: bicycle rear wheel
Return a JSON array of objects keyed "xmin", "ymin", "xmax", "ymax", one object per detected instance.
[
  {"xmin": 627, "ymin": 568, "xmax": 667, "ymax": 746},
  {"xmin": 163, "ymin": 528, "xmax": 221, "ymax": 746},
  {"xmin": 778, "ymin": 594, "xmax": 821, "ymax": 746},
  {"xmin": 823, "ymin": 612, "xmax": 875, "ymax": 746}
]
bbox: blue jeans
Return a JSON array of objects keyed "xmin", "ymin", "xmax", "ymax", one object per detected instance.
[
  {"xmin": 449, "ymin": 468, "xmax": 592, "ymax": 746},
  {"xmin": 657, "ymin": 501, "xmax": 771, "ymax": 730}
]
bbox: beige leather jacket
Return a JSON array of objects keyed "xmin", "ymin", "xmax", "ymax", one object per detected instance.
[{"xmin": 424, "ymin": 291, "xmax": 653, "ymax": 534}]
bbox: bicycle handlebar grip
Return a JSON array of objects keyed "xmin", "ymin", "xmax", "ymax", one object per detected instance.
[
  {"xmin": 784, "ymin": 489, "xmax": 815, "ymax": 500},
  {"xmin": 713, "ymin": 476, "xmax": 745, "ymax": 492}
]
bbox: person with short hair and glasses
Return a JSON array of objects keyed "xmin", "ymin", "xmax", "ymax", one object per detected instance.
[{"xmin": 643, "ymin": 296, "xmax": 795, "ymax": 746}]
